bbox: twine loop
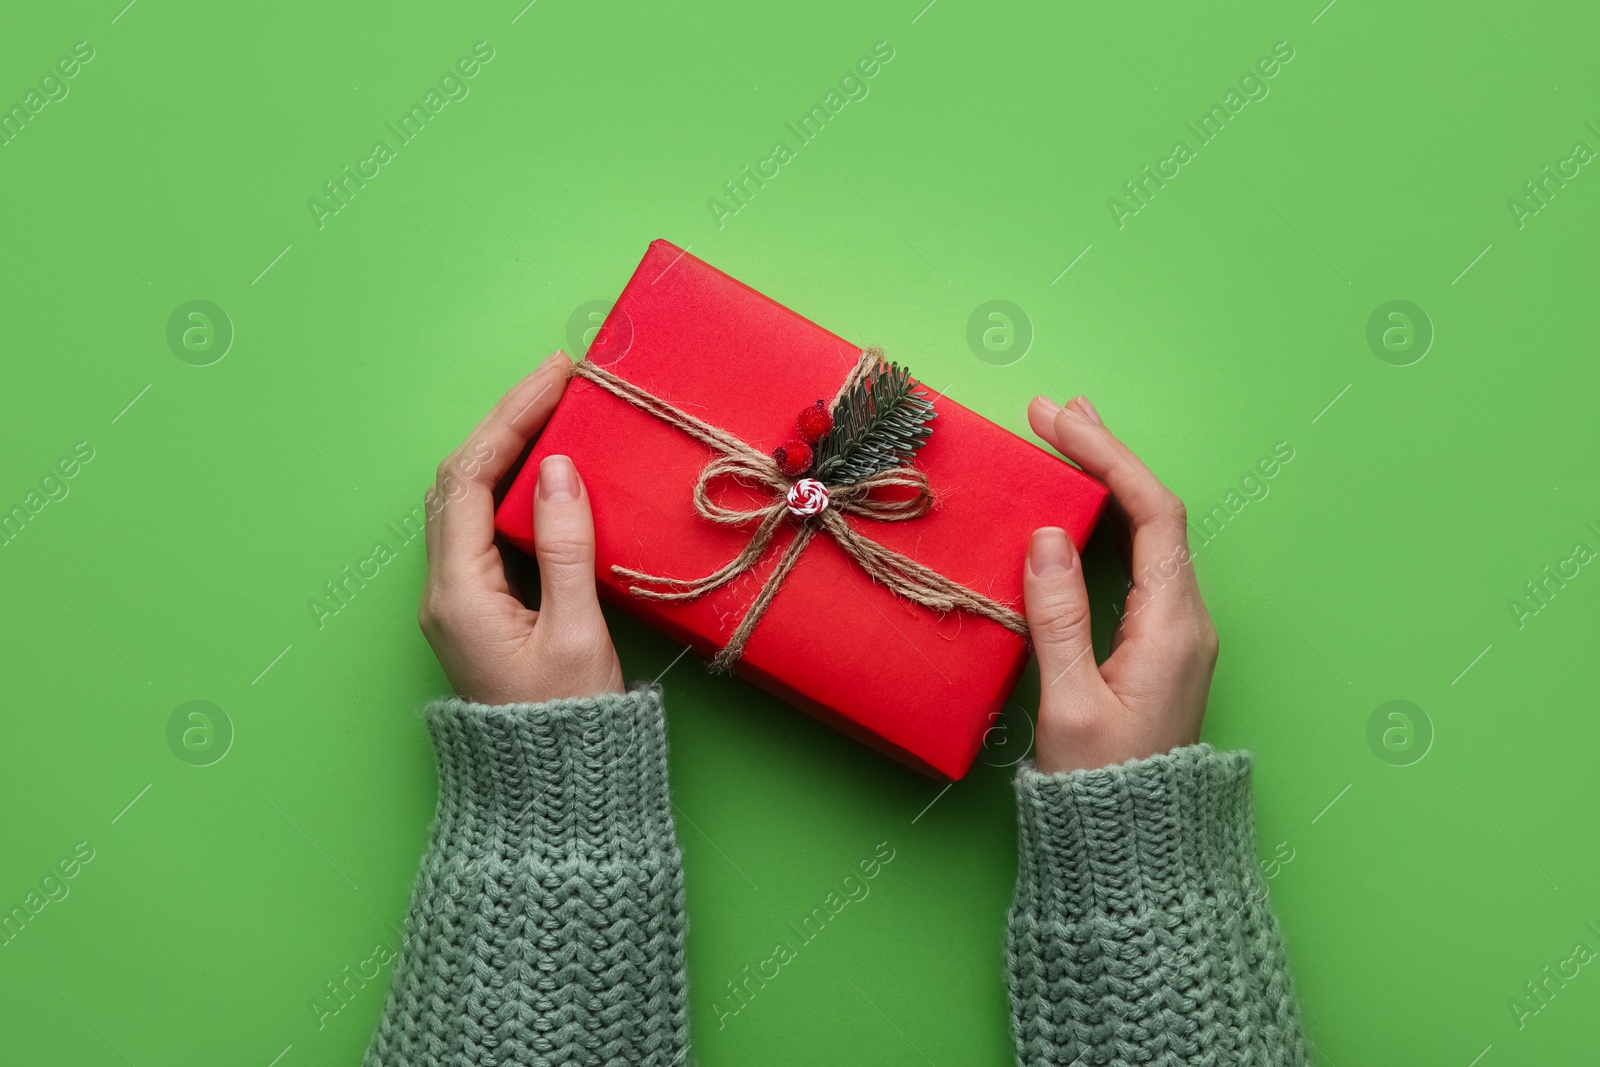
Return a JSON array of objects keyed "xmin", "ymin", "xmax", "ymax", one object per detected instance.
[{"xmin": 571, "ymin": 350, "xmax": 1028, "ymax": 670}]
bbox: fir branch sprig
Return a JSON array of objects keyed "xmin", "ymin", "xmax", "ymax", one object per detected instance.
[{"xmin": 812, "ymin": 360, "xmax": 937, "ymax": 484}]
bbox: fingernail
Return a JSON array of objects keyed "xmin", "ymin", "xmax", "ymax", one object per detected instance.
[
  {"xmin": 540, "ymin": 350, "xmax": 569, "ymax": 370},
  {"xmin": 1076, "ymin": 396, "xmax": 1103, "ymax": 426},
  {"xmin": 538, "ymin": 454, "xmax": 580, "ymax": 502},
  {"xmin": 1028, "ymin": 527, "xmax": 1074, "ymax": 577},
  {"xmin": 1033, "ymin": 395, "xmax": 1062, "ymax": 416}
]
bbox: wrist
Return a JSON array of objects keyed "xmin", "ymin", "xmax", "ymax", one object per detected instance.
[{"xmin": 1033, "ymin": 715, "xmax": 1201, "ymax": 774}]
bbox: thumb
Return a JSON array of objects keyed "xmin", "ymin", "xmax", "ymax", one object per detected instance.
[
  {"xmin": 1024, "ymin": 527, "xmax": 1102, "ymax": 697},
  {"xmin": 533, "ymin": 455, "xmax": 603, "ymax": 626}
]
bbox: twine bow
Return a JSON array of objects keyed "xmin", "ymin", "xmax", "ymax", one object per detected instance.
[{"xmin": 572, "ymin": 349, "xmax": 1028, "ymax": 671}]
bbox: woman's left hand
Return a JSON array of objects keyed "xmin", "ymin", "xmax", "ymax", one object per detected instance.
[{"xmin": 417, "ymin": 351, "xmax": 625, "ymax": 705}]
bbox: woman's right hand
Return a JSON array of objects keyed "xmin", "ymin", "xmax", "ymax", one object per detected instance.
[{"xmin": 1021, "ymin": 395, "xmax": 1219, "ymax": 775}]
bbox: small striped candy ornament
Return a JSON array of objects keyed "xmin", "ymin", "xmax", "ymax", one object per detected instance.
[{"xmin": 785, "ymin": 478, "xmax": 829, "ymax": 517}]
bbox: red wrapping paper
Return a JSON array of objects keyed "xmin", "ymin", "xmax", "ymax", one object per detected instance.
[{"xmin": 495, "ymin": 241, "xmax": 1108, "ymax": 779}]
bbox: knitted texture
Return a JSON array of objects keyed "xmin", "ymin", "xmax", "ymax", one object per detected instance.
[
  {"xmin": 1008, "ymin": 744, "xmax": 1309, "ymax": 1066},
  {"xmin": 364, "ymin": 686, "xmax": 688, "ymax": 1067},
  {"xmin": 366, "ymin": 689, "xmax": 1309, "ymax": 1065}
]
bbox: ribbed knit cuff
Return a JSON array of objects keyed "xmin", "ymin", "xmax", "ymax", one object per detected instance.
[
  {"xmin": 423, "ymin": 684, "xmax": 673, "ymax": 865},
  {"xmin": 369, "ymin": 685, "xmax": 689, "ymax": 1067},
  {"xmin": 1013, "ymin": 744, "xmax": 1258, "ymax": 921}
]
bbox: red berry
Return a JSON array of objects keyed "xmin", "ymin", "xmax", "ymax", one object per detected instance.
[
  {"xmin": 772, "ymin": 439, "xmax": 813, "ymax": 478},
  {"xmin": 796, "ymin": 399, "xmax": 833, "ymax": 443}
]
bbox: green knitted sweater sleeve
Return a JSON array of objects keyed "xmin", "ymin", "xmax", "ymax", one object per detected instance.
[
  {"xmin": 1008, "ymin": 744, "xmax": 1309, "ymax": 1066},
  {"xmin": 363, "ymin": 686, "xmax": 688, "ymax": 1067}
]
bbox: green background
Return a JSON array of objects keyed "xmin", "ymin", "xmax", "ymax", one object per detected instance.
[{"xmin": 2, "ymin": 0, "xmax": 1596, "ymax": 1063}]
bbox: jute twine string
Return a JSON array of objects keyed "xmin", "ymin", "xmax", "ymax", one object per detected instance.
[{"xmin": 572, "ymin": 349, "xmax": 1028, "ymax": 670}]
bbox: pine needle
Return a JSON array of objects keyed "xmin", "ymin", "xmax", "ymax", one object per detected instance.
[{"xmin": 812, "ymin": 361, "xmax": 937, "ymax": 483}]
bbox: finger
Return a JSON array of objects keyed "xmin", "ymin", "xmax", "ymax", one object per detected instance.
[
  {"xmin": 1028, "ymin": 395, "xmax": 1178, "ymax": 533},
  {"xmin": 1028, "ymin": 395, "xmax": 1198, "ymax": 611},
  {"xmin": 531, "ymin": 454, "xmax": 604, "ymax": 629},
  {"xmin": 429, "ymin": 352, "xmax": 571, "ymax": 575},
  {"xmin": 454, "ymin": 351, "xmax": 573, "ymax": 489},
  {"xmin": 1108, "ymin": 612, "xmax": 1128, "ymax": 655},
  {"xmin": 1024, "ymin": 527, "xmax": 1109, "ymax": 708}
]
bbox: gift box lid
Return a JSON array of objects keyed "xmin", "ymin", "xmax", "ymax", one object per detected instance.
[{"xmin": 495, "ymin": 240, "xmax": 1108, "ymax": 779}]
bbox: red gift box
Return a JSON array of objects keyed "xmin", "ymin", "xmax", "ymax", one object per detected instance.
[{"xmin": 495, "ymin": 241, "xmax": 1108, "ymax": 779}]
